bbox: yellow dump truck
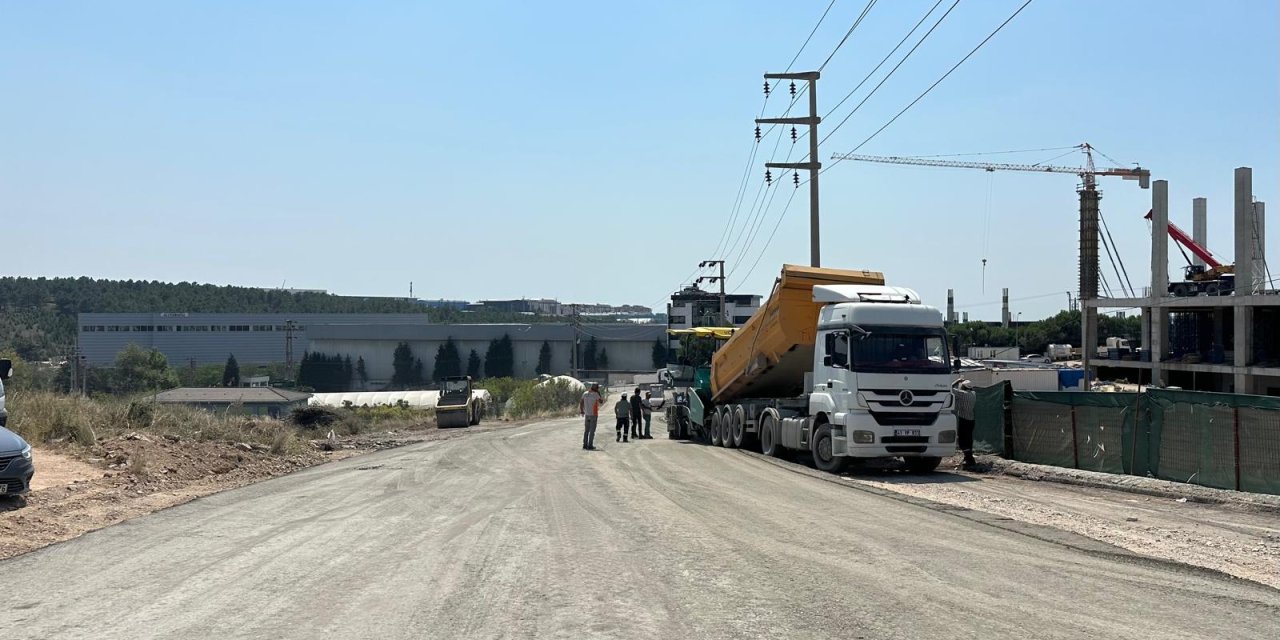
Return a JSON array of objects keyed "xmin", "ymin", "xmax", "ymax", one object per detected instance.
[{"xmin": 678, "ymin": 264, "xmax": 958, "ymax": 473}]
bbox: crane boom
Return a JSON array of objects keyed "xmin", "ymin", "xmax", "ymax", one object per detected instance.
[
  {"xmin": 828, "ymin": 152, "xmax": 1150, "ymax": 186},
  {"xmin": 1143, "ymin": 209, "xmax": 1222, "ymax": 268}
]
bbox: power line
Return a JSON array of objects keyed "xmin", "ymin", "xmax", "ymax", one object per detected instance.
[
  {"xmin": 712, "ymin": 2, "xmax": 835, "ymax": 259},
  {"xmin": 822, "ymin": 0, "xmax": 946, "ymax": 121},
  {"xmin": 818, "ymin": 0, "xmax": 879, "ymax": 71},
  {"xmin": 827, "ymin": 0, "xmax": 1037, "ymax": 169},
  {"xmin": 789, "ymin": 0, "xmax": 839, "ymax": 70},
  {"xmin": 818, "ymin": 0, "xmax": 961, "ymax": 148},
  {"xmin": 733, "ymin": 187, "xmax": 803, "ymax": 289}
]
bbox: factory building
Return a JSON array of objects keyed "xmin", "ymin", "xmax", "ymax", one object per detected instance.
[
  {"xmin": 77, "ymin": 313, "xmax": 432, "ymax": 367},
  {"xmin": 307, "ymin": 323, "xmax": 665, "ymax": 384}
]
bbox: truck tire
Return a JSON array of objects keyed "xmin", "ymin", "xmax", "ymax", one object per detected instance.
[
  {"xmin": 760, "ymin": 410, "xmax": 781, "ymax": 457},
  {"xmin": 719, "ymin": 408, "xmax": 732, "ymax": 448},
  {"xmin": 904, "ymin": 456, "xmax": 942, "ymax": 473},
  {"xmin": 1205, "ymin": 282, "xmax": 1221, "ymax": 296},
  {"xmin": 709, "ymin": 411, "xmax": 723, "ymax": 447},
  {"xmin": 812, "ymin": 423, "xmax": 849, "ymax": 474},
  {"xmin": 729, "ymin": 405, "xmax": 745, "ymax": 449},
  {"xmin": 1171, "ymin": 282, "xmax": 1191, "ymax": 297}
]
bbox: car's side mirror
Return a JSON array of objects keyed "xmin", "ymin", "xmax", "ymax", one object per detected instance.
[{"xmin": 0, "ymin": 359, "xmax": 11, "ymax": 380}]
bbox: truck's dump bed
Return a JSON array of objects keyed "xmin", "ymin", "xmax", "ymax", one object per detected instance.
[{"xmin": 711, "ymin": 265, "xmax": 884, "ymax": 403}]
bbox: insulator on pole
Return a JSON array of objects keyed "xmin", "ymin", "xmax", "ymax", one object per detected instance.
[
  {"xmin": 790, "ymin": 126, "xmax": 797, "ymax": 142},
  {"xmin": 754, "ymin": 125, "xmax": 761, "ymax": 141},
  {"xmin": 789, "ymin": 81, "xmax": 796, "ymax": 97},
  {"xmin": 763, "ymin": 81, "xmax": 771, "ymax": 96},
  {"xmin": 793, "ymin": 171, "xmax": 800, "ymax": 187},
  {"xmin": 765, "ymin": 169, "xmax": 773, "ymax": 185}
]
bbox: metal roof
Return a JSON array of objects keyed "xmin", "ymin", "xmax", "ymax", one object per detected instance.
[{"xmin": 150, "ymin": 387, "xmax": 312, "ymax": 404}]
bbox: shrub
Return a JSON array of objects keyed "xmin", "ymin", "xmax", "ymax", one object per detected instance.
[{"xmin": 289, "ymin": 406, "xmax": 342, "ymax": 429}]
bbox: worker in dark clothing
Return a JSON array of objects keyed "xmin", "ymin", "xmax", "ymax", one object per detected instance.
[
  {"xmin": 953, "ymin": 379, "xmax": 978, "ymax": 469},
  {"xmin": 640, "ymin": 391, "xmax": 654, "ymax": 439},
  {"xmin": 629, "ymin": 388, "xmax": 643, "ymax": 440},
  {"xmin": 615, "ymin": 393, "xmax": 631, "ymax": 443}
]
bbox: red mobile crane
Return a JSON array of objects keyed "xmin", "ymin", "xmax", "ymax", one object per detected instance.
[{"xmin": 1144, "ymin": 209, "xmax": 1235, "ymax": 296}]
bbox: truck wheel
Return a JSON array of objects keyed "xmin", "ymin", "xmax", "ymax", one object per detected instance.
[
  {"xmin": 904, "ymin": 456, "xmax": 942, "ymax": 473},
  {"xmin": 718, "ymin": 409, "xmax": 732, "ymax": 448},
  {"xmin": 709, "ymin": 411, "xmax": 722, "ymax": 447},
  {"xmin": 1205, "ymin": 282, "xmax": 1221, "ymax": 296},
  {"xmin": 812, "ymin": 423, "xmax": 849, "ymax": 474},
  {"xmin": 760, "ymin": 410, "xmax": 780, "ymax": 457},
  {"xmin": 1172, "ymin": 282, "xmax": 1191, "ymax": 297},
  {"xmin": 737, "ymin": 404, "xmax": 747, "ymax": 450}
]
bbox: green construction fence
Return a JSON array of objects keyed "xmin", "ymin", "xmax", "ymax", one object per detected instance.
[{"xmin": 971, "ymin": 382, "xmax": 1280, "ymax": 495}]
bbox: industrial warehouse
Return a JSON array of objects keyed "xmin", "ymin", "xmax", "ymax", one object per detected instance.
[{"xmin": 76, "ymin": 312, "xmax": 666, "ymax": 382}]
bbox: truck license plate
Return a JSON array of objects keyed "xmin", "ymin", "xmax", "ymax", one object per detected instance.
[
  {"xmin": 894, "ymin": 429, "xmax": 921, "ymax": 437},
  {"xmin": 0, "ymin": 485, "xmax": 7, "ymax": 494}
]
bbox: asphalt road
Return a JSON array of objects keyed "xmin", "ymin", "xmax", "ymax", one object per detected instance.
[{"xmin": 2, "ymin": 417, "xmax": 1277, "ymax": 639}]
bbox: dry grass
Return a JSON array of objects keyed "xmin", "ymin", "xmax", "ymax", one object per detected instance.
[{"xmin": 5, "ymin": 391, "xmax": 431, "ymax": 454}]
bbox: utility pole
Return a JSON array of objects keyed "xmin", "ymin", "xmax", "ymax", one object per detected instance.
[
  {"xmin": 756, "ymin": 71, "xmax": 821, "ymax": 267},
  {"xmin": 697, "ymin": 259, "xmax": 727, "ymax": 326},
  {"xmin": 570, "ymin": 304, "xmax": 580, "ymax": 379},
  {"xmin": 284, "ymin": 319, "xmax": 297, "ymax": 376}
]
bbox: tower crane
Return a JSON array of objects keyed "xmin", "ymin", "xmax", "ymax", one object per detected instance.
[{"xmin": 830, "ymin": 143, "xmax": 1150, "ymax": 305}]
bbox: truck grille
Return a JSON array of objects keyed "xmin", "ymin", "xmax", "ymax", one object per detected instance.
[
  {"xmin": 871, "ymin": 412, "xmax": 938, "ymax": 427},
  {"xmin": 881, "ymin": 436, "xmax": 930, "ymax": 444},
  {"xmin": 0, "ymin": 455, "xmax": 16, "ymax": 471},
  {"xmin": 1, "ymin": 478, "xmax": 25, "ymax": 493},
  {"xmin": 885, "ymin": 446, "xmax": 928, "ymax": 454}
]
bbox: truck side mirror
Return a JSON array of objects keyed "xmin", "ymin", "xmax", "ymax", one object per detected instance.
[
  {"xmin": 0, "ymin": 359, "xmax": 10, "ymax": 379},
  {"xmin": 823, "ymin": 355, "xmax": 834, "ymax": 367},
  {"xmin": 952, "ymin": 358, "xmax": 961, "ymax": 373}
]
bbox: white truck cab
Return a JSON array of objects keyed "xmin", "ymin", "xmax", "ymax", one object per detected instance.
[{"xmin": 801, "ymin": 285, "xmax": 956, "ymax": 469}]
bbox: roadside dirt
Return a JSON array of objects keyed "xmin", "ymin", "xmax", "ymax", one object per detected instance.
[
  {"xmin": 0, "ymin": 419, "xmax": 529, "ymax": 559},
  {"xmin": 844, "ymin": 456, "xmax": 1280, "ymax": 589}
]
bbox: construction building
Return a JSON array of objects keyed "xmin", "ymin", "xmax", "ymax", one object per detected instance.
[{"xmin": 1089, "ymin": 167, "xmax": 1278, "ymax": 395}]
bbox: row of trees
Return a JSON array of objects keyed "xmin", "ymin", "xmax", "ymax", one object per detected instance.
[
  {"xmin": 948, "ymin": 310, "xmax": 1142, "ymax": 355},
  {"xmin": 389, "ymin": 335, "xmax": 520, "ymax": 388}
]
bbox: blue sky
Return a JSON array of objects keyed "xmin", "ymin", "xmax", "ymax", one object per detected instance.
[{"xmin": 2, "ymin": 1, "xmax": 1275, "ymax": 319}]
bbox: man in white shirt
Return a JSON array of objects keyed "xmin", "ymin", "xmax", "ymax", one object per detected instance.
[{"xmin": 579, "ymin": 383, "xmax": 603, "ymax": 450}]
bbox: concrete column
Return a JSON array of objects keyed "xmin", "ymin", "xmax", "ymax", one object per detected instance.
[
  {"xmin": 1192, "ymin": 197, "xmax": 1208, "ymax": 267},
  {"xmin": 947, "ymin": 289, "xmax": 955, "ymax": 323},
  {"xmin": 1001, "ymin": 288, "xmax": 1010, "ymax": 328},
  {"xmin": 1253, "ymin": 201, "xmax": 1267, "ymax": 292},
  {"xmin": 1152, "ymin": 180, "xmax": 1170, "ymax": 297},
  {"xmin": 1235, "ymin": 167, "xmax": 1254, "ymax": 295},
  {"xmin": 1234, "ymin": 306, "xmax": 1252, "ymax": 391}
]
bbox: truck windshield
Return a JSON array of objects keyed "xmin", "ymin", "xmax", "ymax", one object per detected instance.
[
  {"xmin": 849, "ymin": 326, "xmax": 950, "ymax": 374},
  {"xmin": 443, "ymin": 380, "xmax": 468, "ymax": 393}
]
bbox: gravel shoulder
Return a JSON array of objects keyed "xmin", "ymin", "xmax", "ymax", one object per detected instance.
[{"xmin": 824, "ymin": 457, "xmax": 1280, "ymax": 589}]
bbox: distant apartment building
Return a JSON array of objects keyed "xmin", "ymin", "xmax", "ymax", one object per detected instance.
[
  {"xmin": 466, "ymin": 298, "xmax": 653, "ymax": 318},
  {"xmin": 418, "ymin": 299, "xmax": 470, "ymax": 311},
  {"xmin": 666, "ymin": 286, "xmax": 762, "ymax": 352}
]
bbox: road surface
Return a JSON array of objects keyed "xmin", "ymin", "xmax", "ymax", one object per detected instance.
[{"xmin": 2, "ymin": 416, "xmax": 1277, "ymax": 639}]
